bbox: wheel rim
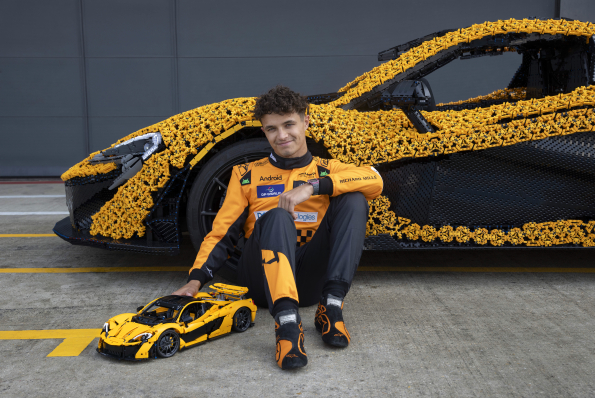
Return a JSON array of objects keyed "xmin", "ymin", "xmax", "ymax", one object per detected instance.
[
  {"xmin": 198, "ymin": 168, "xmax": 232, "ymax": 237},
  {"xmin": 236, "ymin": 308, "xmax": 250, "ymax": 331},
  {"xmin": 197, "ymin": 154, "xmax": 266, "ymax": 238},
  {"xmin": 157, "ymin": 331, "xmax": 179, "ymax": 357}
]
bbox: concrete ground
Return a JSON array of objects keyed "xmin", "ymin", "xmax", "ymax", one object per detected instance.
[{"xmin": 1, "ymin": 181, "xmax": 595, "ymax": 397}]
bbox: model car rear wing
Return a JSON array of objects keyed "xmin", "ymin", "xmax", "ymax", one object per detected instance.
[{"xmin": 209, "ymin": 283, "xmax": 248, "ymax": 301}]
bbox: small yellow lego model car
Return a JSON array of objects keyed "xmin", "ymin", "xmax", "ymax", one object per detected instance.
[{"xmin": 97, "ymin": 283, "xmax": 257, "ymax": 360}]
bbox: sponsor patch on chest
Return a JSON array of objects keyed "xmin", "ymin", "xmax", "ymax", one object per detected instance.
[
  {"xmin": 259, "ymin": 174, "xmax": 282, "ymax": 182},
  {"xmin": 254, "ymin": 210, "xmax": 318, "ymax": 223},
  {"xmin": 256, "ymin": 184, "xmax": 284, "ymax": 198},
  {"xmin": 297, "ymin": 171, "xmax": 317, "ymax": 178}
]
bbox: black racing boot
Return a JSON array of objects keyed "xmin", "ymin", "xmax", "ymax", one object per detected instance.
[
  {"xmin": 274, "ymin": 309, "xmax": 307, "ymax": 370},
  {"xmin": 315, "ymin": 294, "xmax": 351, "ymax": 347}
]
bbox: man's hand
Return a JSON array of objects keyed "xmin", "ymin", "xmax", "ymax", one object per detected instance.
[
  {"xmin": 172, "ymin": 280, "xmax": 201, "ymax": 297},
  {"xmin": 277, "ymin": 183, "xmax": 314, "ymax": 219}
]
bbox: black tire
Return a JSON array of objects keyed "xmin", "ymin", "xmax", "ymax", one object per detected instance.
[
  {"xmin": 155, "ymin": 330, "xmax": 180, "ymax": 358},
  {"xmin": 232, "ymin": 307, "xmax": 252, "ymax": 333},
  {"xmin": 186, "ymin": 138, "xmax": 272, "ymax": 281}
]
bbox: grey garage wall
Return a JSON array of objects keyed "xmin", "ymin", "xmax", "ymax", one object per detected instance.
[
  {"xmin": 561, "ymin": 0, "xmax": 595, "ymax": 22},
  {"xmin": 0, "ymin": 0, "xmax": 570, "ymax": 176}
]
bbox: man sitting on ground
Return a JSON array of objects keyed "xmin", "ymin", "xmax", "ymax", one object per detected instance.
[{"xmin": 173, "ymin": 85, "xmax": 383, "ymax": 369}]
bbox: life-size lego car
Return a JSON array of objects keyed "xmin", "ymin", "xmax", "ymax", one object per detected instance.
[
  {"xmin": 55, "ymin": 18, "xmax": 595, "ymax": 280},
  {"xmin": 97, "ymin": 284, "xmax": 257, "ymax": 360}
]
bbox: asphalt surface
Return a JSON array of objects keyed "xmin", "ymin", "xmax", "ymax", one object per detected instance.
[{"xmin": 1, "ymin": 181, "xmax": 595, "ymax": 397}]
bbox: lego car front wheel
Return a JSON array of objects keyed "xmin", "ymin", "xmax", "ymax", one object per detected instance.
[{"xmin": 156, "ymin": 330, "xmax": 180, "ymax": 358}]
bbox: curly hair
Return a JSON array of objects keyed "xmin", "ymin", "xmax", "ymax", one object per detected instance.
[{"xmin": 253, "ymin": 85, "xmax": 309, "ymax": 121}]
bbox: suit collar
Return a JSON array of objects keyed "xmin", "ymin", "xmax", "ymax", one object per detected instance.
[{"xmin": 268, "ymin": 150, "xmax": 313, "ymax": 170}]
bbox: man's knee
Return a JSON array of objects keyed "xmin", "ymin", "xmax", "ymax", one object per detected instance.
[
  {"xmin": 333, "ymin": 192, "xmax": 368, "ymax": 213},
  {"xmin": 257, "ymin": 207, "xmax": 294, "ymax": 226}
]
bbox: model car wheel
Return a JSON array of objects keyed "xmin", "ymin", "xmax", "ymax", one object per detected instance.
[
  {"xmin": 232, "ymin": 307, "xmax": 251, "ymax": 333},
  {"xmin": 156, "ymin": 330, "xmax": 180, "ymax": 358}
]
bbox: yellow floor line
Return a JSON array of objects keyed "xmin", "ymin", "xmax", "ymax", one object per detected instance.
[
  {"xmin": 0, "ymin": 329, "xmax": 99, "ymax": 339},
  {"xmin": 0, "ymin": 234, "xmax": 56, "ymax": 237},
  {"xmin": 358, "ymin": 266, "xmax": 595, "ymax": 273},
  {"xmin": 0, "ymin": 266, "xmax": 189, "ymax": 273},
  {"xmin": 0, "ymin": 329, "xmax": 100, "ymax": 357},
  {"xmin": 48, "ymin": 337, "xmax": 98, "ymax": 357},
  {"xmin": 0, "ymin": 266, "xmax": 594, "ymax": 274}
]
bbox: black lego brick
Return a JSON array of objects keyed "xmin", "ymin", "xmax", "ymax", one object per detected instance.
[
  {"xmin": 427, "ymin": 131, "xmax": 595, "ymax": 226},
  {"xmin": 148, "ymin": 219, "xmax": 179, "ymax": 243},
  {"xmin": 53, "ymin": 216, "xmax": 179, "ymax": 255},
  {"xmin": 380, "ymin": 159, "xmax": 437, "ymax": 226},
  {"xmin": 73, "ymin": 188, "xmax": 118, "ymax": 231}
]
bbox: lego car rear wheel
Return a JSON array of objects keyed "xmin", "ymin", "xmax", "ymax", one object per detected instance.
[
  {"xmin": 232, "ymin": 307, "xmax": 251, "ymax": 332},
  {"xmin": 156, "ymin": 330, "xmax": 180, "ymax": 358},
  {"xmin": 186, "ymin": 138, "xmax": 273, "ymax": 282}
]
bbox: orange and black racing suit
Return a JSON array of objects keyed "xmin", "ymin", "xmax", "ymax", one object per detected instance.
[{"xmin": 188, "ymin": 150, "xmax": 383, "ymax": 313}]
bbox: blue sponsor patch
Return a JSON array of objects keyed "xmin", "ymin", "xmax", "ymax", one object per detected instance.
[{"xmin": 256, "ymin": 184, "xmax": 285, "ymax": 198}]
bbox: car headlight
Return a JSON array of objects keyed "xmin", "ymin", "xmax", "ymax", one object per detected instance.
[
  {"xmin": 89, "ymin": 132, "xmax": 164, "ymax": 190},
  {"xmin": 103, "ymin": 322, "xmax": 109, "ymax": 335},
  {"xmin": 129, "ymin": 332, "xmax": 153, "ymax": 343}
]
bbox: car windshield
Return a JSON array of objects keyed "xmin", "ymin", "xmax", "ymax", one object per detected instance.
[{"xmin": 136, "ymin": 302, "xmax": 181, "ymax": 324}]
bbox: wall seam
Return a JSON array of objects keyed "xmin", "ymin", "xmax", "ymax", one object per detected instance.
[
  {"xmin": 172, "ymin": 0, "xmax": 180, "ymax": 114},
  {"xmin": 78, "ymin": 0, "xmax": 90, "ymax": 155}
]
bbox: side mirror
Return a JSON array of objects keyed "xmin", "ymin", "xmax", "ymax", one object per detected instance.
[
  {"xmin": 181, "ymin": 314, "xmax": 193, "ymax": 325},
  {"xmin": 136, "ymin": 306, "xmax": 144, "ymax": 312}
]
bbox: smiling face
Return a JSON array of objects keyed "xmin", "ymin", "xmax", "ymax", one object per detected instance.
[{"xmin": 260, "ymin": 112, "xmax": 309, "ymax": 158}]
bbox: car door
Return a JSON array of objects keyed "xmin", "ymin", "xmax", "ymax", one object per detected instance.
[{"xmin": 179, "ymin": 302, "xmax": 219, "ymax": 346}]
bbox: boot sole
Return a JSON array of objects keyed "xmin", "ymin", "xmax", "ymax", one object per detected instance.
[
  {"xmin": 315, "ymin": 322, "xmax": 349, "ymax": 347},
  {"xmin": 282, "ymin": 356, "xmax": 308, "ymax": 370}
]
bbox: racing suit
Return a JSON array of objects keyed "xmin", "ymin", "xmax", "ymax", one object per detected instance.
[{"xmin": 188, "ymin": 150, "xmax": 383, "ymax": 312}]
